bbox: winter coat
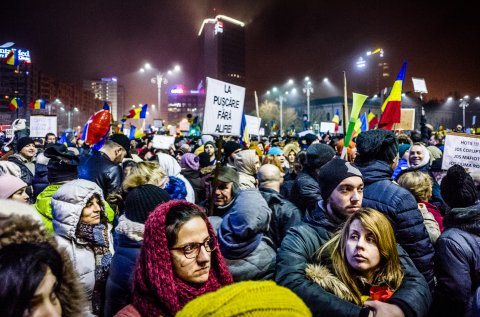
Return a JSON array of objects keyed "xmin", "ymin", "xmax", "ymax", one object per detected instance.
[
  {"xmin": 32, "ymin": 162, "xmax": 49, "ymax": 199},
  {"xmin": 105, "ymin": 215, "xmax": 143, "ymax": 317},
  {"xmin": 52, "ymin": 179, "xmax": 115, "ymax": 304},
  {"xmin": 157, "ymin": 153, "xmax": 195, "ymax": 203},
  {"xmin": 275, "ymin": 200, "xmax": 432, "ymax": 317},
  {"xmin": 432, "ymin": 202, "xmax": 480, "ymax": 317},
  {"xmin": 78, "ymin": 149, "xmax": 123, "ymax": 198},
  {"xmin": 234, "ymin": 150, "xmax": 258, "ymax": 190},
  {"xmin": 181, "ymin": 168, "xmax": 206, "ymax": 203},
  {"xmin": 259, "ymin": 187, "xmax": 302, "ymax": 249},
  {"xmin": 0, "ymin": 213, "xmax": 88, "ymax": 316},
  {"xmin": 392, "ymin": 158, "xmax": 408, "ymax": 180},
  {"xmin": 164, "ymin": 176, "xmax": 187, "ymax": 200},
  {"xmin": 290, "ymin": 169, "xmax": 322, "ymax": 214},
  {"xmin": 8, "ymin": 153, "xmax": 34, "ymax": 186},
  {"xmin": 418, "ymin": 202, "xmax": 441, "ymax": 244},
  {"xmin": 355, "ymin": 160, "xmax": 435, "ymax": 290},
  {"xmin": 213, "ymin": 189, "xmax": 276, "ymax": 281}
]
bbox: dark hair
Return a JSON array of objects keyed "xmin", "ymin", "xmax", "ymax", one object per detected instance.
[
  {"xmin": 45, "ymin": 132, "xmax": 56, "ymax": 140},
  {"xmin": 165, "ymin": 204, "xmax": 207, "ymax": 248},
  {"xmin": 122, "ymin": 159, "xmax": 137, "ymax": 170},
  {"xmin": 0, "ymin": 242, "xmax": 63, "ymax": 316}
]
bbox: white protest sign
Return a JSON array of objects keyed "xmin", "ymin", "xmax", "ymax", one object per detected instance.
[
  {"xmin": 412, "ymin": 77, "xmax": 428, "ymax": 94},
  {"xmin": 442, "ymin": 132, "xmax": 480, "ymax": 172},
  {"xmin": 179, "ymin": 120, "xmax": 190, "ymax": 131},
  {"xmin": 169, "ymin": 125, "xmax": 177, "ymax": 136},
  {"xmin": 245, "ymin": 115, "xmax": 261, "ymax": 135},
  {"xmin": 5, "ymin": 129, "xmax": 13, "ymax": 139},
  {"xmin": 320, "ymin": 122, "xmax": 336, "ymax": 133},
  {"xmin": 30, "ymin": 116, "xmax": 57, "ymax": 137},
  {"xmin": 202, "ymin": 77, "xmax": 245, "ymax": 136},
  {"xmin": 152, "ymin": 135, "xmax": 175, "ymax": 150}
]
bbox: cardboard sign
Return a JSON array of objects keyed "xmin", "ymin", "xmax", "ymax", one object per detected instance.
[
  {"xmin": 320, "ymin": 122, "xmax": 336, "ymax": 134},
  {"xmin": 152, "ymin": 135, "xmax": 175, "ymax": 150},
  {"xmin": 396, "ymin": 109, "xmax": 415, "ymax": 131},
  {"xmin": 442, "ymin": 132, "xmax": 480, "ymax": 172},
  {"xmin": 202, "ymin": 77, "xmax": 245, "ymax": 136},
  {"xmin": 245, "ymin": 115, "xmax": 261, "ymax": 136},
  {"xmin": 30, "ymin": 116, "xmax": 57, "ymax": 137}
]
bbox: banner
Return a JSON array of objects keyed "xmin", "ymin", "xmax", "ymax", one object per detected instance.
[
  {"xmin": 202, "ymin": 77, "xmax": 245, "ymax": 136},
  {"xmin": 442, "ymin": 132, "xmax": 480, "ymax": 172},
  {"xmin": 30, "ymin": 116, "xmax": 57, "ymax": 137},
  {"xmin": 245, "ymin": 115, "xmax": 261, "ymax": 136}
]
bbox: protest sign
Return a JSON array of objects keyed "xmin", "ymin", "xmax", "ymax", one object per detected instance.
[
  {"xmin": 152, "ymin": 135, "xmax": 175, "ymax": 150},
  {"xmin": 245, "ymin": 115, "xmax": 261, "ymax": 136},
  {"xmin": 202, "ymin": 77, "xmax": 245, "ymax": 136},
  {"xmin": 396, "ymin": 109, "xmax": 415, "ymax": 130},
  {"xmin": 320, "ymin": 122, "xmax": 336, "ymax": 134},
  {"xmin": 30, "ymin": 116, "xmax": 57, "ymax": 137},
  {"xmin": 442, "ymin": 132, "xmax": 480, "ymax": 172}
]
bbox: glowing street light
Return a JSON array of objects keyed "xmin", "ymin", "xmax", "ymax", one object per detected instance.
[{"xmin": 303, "ymin": 77, "xmax": 314, "ymax": 123}]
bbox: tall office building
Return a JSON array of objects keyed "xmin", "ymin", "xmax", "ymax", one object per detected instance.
[
  {"xmin": 83, "ymin": 77, "xmax": 124, "ymax": 121},
  {"xmin": 197, "ymin": 15, "xmax": 246, "ymax": 87}
]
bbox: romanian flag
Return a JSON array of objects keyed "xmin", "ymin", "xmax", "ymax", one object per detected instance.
[
  {"xmin": 9, "ymin": 97, "xmax": 21, "ymax": 110},
  {"xmin": 129, "ymin": 104, "xmax": 147, "ymax": 119},
  {"xmin": 368, "ymin": 109, "xmax": 378, "ymax": 130},
  {"xmin": 332, "ymin": 109, "xmax": 340, "ymax": 133},
  {"xmin": 5, "ymin": 49, "xmax": 18, "ymax": 66},
  {"xmin": 29, "ymin": 99, "xmax": 46, "ymax": 109},
  {"xmin": 240, "ymin": 112, "xmax": 249, "ymax": 145},
  {"xmin": 378, "ymin": 62, "xmax": 406, "ymax": 130}
]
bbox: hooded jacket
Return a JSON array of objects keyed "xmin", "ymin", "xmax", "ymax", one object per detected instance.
[
  {"xmin": 157, "ymin": 153, "xmax": 195, "ymax": 203},
  {"xmin": 52, "ymin": 179, "xmax": 114, "ymax": 303},
  {"xmin": 432, "ymin": 202, "xmax": 480, "ymax": 317},
  {"xmin": 234, "ymin": 150, "xmax": 258, "ymax": 190},
  {"xmin": 0, "ymin": 212, "xmax": 87, "ymax": 316},
  {"xmin": 275, "ymin": 200, "xmax": 432, "ymax": 317}
]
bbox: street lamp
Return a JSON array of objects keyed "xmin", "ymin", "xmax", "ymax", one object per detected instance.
[
  {"xmin": 60, "ymin": 106, "xmax": 79, "ymax": 130},
  {"xmin": 303, "ymin": 77, "xmax": 314, "ymax": 124},
  {"xmin": 139, "ymin": 63, "xmax": 181, "ymax": 121},
  {"xmin": 459, "ymin": 96, "xmax": 470, "ymax": 128}
]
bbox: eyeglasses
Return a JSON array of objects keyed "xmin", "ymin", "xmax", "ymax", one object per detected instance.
[{"xmin": 170, "ymin": 237, "xmax": 216, "ymax": 259}]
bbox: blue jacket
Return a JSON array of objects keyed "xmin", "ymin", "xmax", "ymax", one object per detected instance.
[
  {"xmin": 432, "ymin": 202, "xmax": 480, "ymax": 317},
  {"xmin": 104, "ymin": 228, "xmax": 142, "ymax": 317},
  {"xmin": 275, "ymin": 201, "xmax": 432, "ymax": 317},
  {"xmin": 355, "ymin": 160, "xmax": 435, "ymax": 290},
  {"xmin": 32, "ymin": 162, "xmax": 49, "ymax": 199}
]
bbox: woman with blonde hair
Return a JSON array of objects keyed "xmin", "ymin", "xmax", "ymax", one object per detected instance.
[
  {"xmin": 306, "ymin": 208, "xmax": 404, "ymax": 308},
  {"xmin": 123, "ymin": 161, "xmax": 168, "ymax": 192}
]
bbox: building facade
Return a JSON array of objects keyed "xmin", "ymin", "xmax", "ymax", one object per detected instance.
[{"xmin": 83, "ymin": 77, "xmax": 125, "ymax": 121}]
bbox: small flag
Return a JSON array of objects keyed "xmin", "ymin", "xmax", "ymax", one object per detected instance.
[
  {"xmin": 360, "ymin": 112, "xmax": 368, "ymax": 133},
  {"xmin": 378, "ymin": 61, "xmax": 407, "ymax": 130},
  {"xmin": 240, "ymin": 112, "xmax": 250, "ymax": 145},
  {"xmin": 29, "ymin": 99, "xmax": 46, "ymax": 109},
  {"xmin": 332, "ymin": 109, "xmax": 340, "ymax": 133},
  {"xmin": 9, "ymin": 97, "xmax": 21, "ymax": 111},
  {"xmin": 5, "ymin": 49, "xmax": 18, "ymax": 66},
  {"xmin": 128, "ymin": 104, "xmax": 147, "ymax": 119},
  {"xmin": 129, "ymin": 125, "xmax": 136, "ymax": 140},
  {"xmin": 367, "ymin": 109, "xmax": 378, "ymax": 130}
]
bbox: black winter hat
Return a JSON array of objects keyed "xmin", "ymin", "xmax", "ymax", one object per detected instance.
[
  {"xmin": 223, "ymin": 141, "xmax": 242, "ymax": 158},
  {"xmin": 305, "ymin": 143, "xmax": 336, "ymax": 169},
  {"xmin": 44, "ymin": 144, "xmax": 80, "ymax": 183},
  {"xmin": 303, "ymin": 133, "xmax": 318, "ymax": 146},
  {"xmin": 124, "ymin": 184, "xmax": 171, "ymax": 223},
  {"xmin": 356, "ymin": 130, "xmax": 398, "ymax": 163},
  {"xmin": 109, "ymin": 133, "xmax": 132, "ymax": 158},
  {"xmin": 441, "ymin": 164, "xmax": 478, "ymax": 208},
  {"xmin": 199, "ymin": 152, "xmax": 211, "ymax": 168},
  {"xmin": 319, "ymin": 158, "xmax": 363, "ymax": 201},
  {"xmin": 16, "ymin": 137, "xmax": 35, "ymax": 153}
]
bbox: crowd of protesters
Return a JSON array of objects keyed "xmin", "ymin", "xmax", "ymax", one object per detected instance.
[{"xmin": 0, "ymin": 118, "xmax": 479, "ymax": 317}]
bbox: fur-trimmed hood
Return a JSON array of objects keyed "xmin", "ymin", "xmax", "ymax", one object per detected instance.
[
  {"xmin": 0, "ymin": 214, "xmax": 87, "ymax": 316},
  {"xmin": 305, "ymin": 263, "xmax": 357, "ymax": 303}
]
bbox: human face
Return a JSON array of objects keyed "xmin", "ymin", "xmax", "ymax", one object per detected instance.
[
  {"xmin": 25, "ymin": 268, "xmax": 62, "ymax": 317},
  {"xmin": 409, "ymin": 145, "xmax": 424, "ymax": 167},
  {"xmin": 45, "ymin": 135, "xmax": 56, "ymax": 144},
  {"xmin": 170, "ymin": 217, "xmax": 212, "ymax": 284},
  {"xmin": 287, "ymin": 151, "xmax": 296, "ymax": 164},
  {"xmin": 81, "ymin": 196, "xmax": 102, "ymax": 225},
  {"xmin": 205, "ymin": 144, "xmax": 215, "ymax": 157},
  {"xmin": 345, "ymin": 219, "xmax": 381, "ymax": 282},
  {"xmin": 254, "ymin": 156, "xmax": 261, "ymax": 172},
  {"xmin": 114, "ymin": 147, "xmax": 127, "ymax": 164},
  {"xmin": 20, "ymin": 143, "xmax": 37, "ymax": 159},
  {"xmin": 214, "ymin": 182, "xmax": 233, "ymax": 206},
  {"xmin": 10, "ymin": 186, "xmax": 29, "ymax": 203},
  {"xmin": 276, "ymin": 154, "xmax": 285, "ymax": 165},
  {"xmin": 326, "ymin": 177, "xmax": 363, "ymax": 222},
  {"xmin": 428, "ymin": 135, "xmax": 437, "ymax": 146}
]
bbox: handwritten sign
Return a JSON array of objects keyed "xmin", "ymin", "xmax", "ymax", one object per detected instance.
[
  {"xmin": 30, "ymin": 116, "xmax": 57, "ymax": 137},
  {"xmin": 202, "ymin": 77, "xmax": 245, "ymax": 136},
  {"xmin": 442, "ymin": 132, "xmax": 480, "ymax": 172},
  {"xmin": 396, "ymin": 109, "xmax": 415, "ymax": 131}
]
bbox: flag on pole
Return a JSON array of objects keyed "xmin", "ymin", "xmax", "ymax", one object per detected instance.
[
  {"xmin": 28, "ymin": 99, "xmax": 46, "ymax": 109},
  {"xmin": 129, "ymin": 125, "xmax": 136, "ymax": 140},
  {"xmin": 367, "ymin": 109, "xmax": 378, "ymax": 130},
  {"xmin": 353, "ymin": 118, "xmax": 363, "ymax": 138},
  {"xmin": 332, "ymin": 109, "xmax": 340, "ymax": 133},
  {"xmin": 240, "ymin": 112, "xmax": 249, "ymax": 145},
  {"xmin": 9, "ymin": 97, "xmax": 21, "ymax": 110},
  {"xmin": 128, "ymin": 104, "xmax": 147, "ymax": 119},
  {"xmin": 378, "ymin": 61, "xmax": 406, "ymax": 130},
  {"xmin": 341, "ymin": 92, "xmax": 368, "ymax": 159},
  {"xmin": 359, "ymin": 112, "xmax": 368, "ymax": 133},
  {"xmin": 5, "ymin": 49, "xmax": 18, "ymax": 66}
]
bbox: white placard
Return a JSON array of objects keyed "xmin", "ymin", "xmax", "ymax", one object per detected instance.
[
  {"xmin": 30, "ymin": 116, "xmax": 57, "ymax": 137},
  {"xmin": 5, "ymin": 129, "xmax": 13, "ymax": 139},
  {"xmin": 320, "ymin": 122, "xmax": 336, "ymax": 134},
  {"xmin": 245, "ymin": 115, "xmax": 261, "ymax": 136},
  {"xmin": 169, "ymin": 125, "xmax": 177, "ymax": 136},
  {"xmin": 152, "ymin": 135, "xmax": 175, "ymax": 150},
  {"xmin": 259, "ymin": 127, "xmax": 265, "ymax": 136},
  {"xmin": 202, "ymin": 77, "xmax": 245, "ymax": 136},
  {"xmin": 442, "ymin": 133, "xmax": 480, "ymax": 172},
  {"xmin": 412, "ymin": 77, "xmax": 428, "ymax": 94},
  {"xmin": 179, "ymin": 121, "xmax": 190, "ymax": 131}
]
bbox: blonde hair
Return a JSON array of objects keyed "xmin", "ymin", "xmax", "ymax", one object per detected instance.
[
  {"xmin": 397, "ymin": 171, "xmax": 432, "ymax": 202},
  {"xmin": 316, "ymin": 208, "xmax": 404, "ymax": 305},
  {"xmin": 262, "ymin": 154, "xmax": 284, "ymax": 173},
  {"xmin": 123, "ymin": 161, "xmax": 168, "ymax": 191}
]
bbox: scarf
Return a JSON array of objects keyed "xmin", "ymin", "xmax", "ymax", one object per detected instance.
[{"xmin": 76, "ymin": 221, "xmax": 112, "ymax": 316}]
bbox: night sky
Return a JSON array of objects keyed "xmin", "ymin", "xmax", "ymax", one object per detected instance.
[{"xmin": 2, "ymin": 0, "xmax": 479, "ymax": 113}]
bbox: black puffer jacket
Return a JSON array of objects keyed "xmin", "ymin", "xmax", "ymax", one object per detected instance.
[
  {"xmin": 275, "ymin": 201, "xmax": 432, "ymax": 317},
  {"xmin": 78, "ymin": 149, "xmax": 123, "ymax": 198},
  {"xmin": 432, "ymin": 202, "xmax": 480, "ymax": 317},
  {"xmin": 290, "ymin": 169, "xmax": 321, "ymax": 214},
  {"xmin": 355, "ymin": 160, "xmax": 435, "ymax": 291}
]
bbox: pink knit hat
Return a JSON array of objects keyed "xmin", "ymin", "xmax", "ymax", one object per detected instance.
[{"xmin": 0, "ymin": 174, "xmax": 27, "ymax": 199}]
